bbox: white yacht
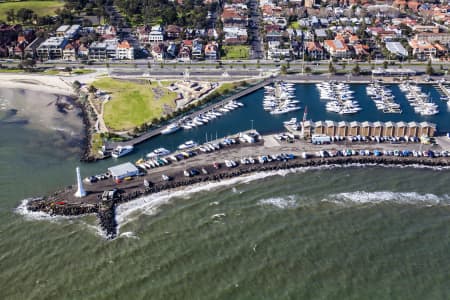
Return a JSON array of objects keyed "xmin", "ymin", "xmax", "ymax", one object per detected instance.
[
  {"xmin": 111, "ymin": 145, "xmax": 134, "ymax": 158},
  {"xmin": 263, "ymin": 81, "xmax": 300, "ymax": 115},
  {"xmin": 283, "ymin": 118, "xmax": 297, "ymax": 126},
  {"xmin": 146, "ymin": 147, "xmax": 171, "ymax": 158},
  {"xmin": 178, "ymin": 140, "xmax": 198, "ymax": 150},
  {"xmin": 161, "ymin": 123, "xmax": 180, "ymax": 135}
]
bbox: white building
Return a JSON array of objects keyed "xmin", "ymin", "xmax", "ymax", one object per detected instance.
[
  {"xmin": 149, "ymin": 25, "xmax": 164, "ymax": 43},
  {"xmin": 108, "ymin": 162, "xmax": 139, "ymax": 180},
  {"xmin": 36, "ymin": 37, "xmax": 68, "ymax": 60},
  {"xmin": 385, "ymin": 42, "xmax": 408, "ymax": 57},
  {"xmin": 116, "ymin": 40, "xmax": 134, "ymax": 60}
]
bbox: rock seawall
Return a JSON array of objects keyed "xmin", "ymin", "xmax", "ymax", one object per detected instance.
[{"xmin": 26, "ymin": 155, "xmax": 450, "ymax": 239}]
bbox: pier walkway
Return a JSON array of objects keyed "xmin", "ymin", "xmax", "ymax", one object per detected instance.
[
  {"xmin": 108, "ymin": 77, "xmax": 275, "ymax": 148},
  {"xmin": 433, "ymin": 82, "xmax": 450, "ymax": 101}
]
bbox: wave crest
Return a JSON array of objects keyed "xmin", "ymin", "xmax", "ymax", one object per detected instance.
[
  {"xmin": 324, "ymin": 191, "xmax": 450, "ymax": 206},
  {"xmin": 258, "ymin": 196, "xmax": 298, "ymax": 209}
]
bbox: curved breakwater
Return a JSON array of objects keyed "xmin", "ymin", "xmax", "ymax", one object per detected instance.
[{"xmin": 25, "ymin": 155, "xmax": 450, "ymax": 239}]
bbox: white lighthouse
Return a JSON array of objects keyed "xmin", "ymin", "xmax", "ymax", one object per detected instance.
[{"xmin": 74, "ymin": 166, "xmax": 86, "ymax": 198}]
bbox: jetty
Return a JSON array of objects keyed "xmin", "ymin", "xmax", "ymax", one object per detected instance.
[
  {"xmin": 433, "ymin": 82, "xmax": 450, "ymax": 102},
  {"xmin": 27, "ymin": 131, "xmax": 450, "ymax": 239},
  {"xmin": 108, "ymin": 78, "xmax": 275, "ymax": 148}
]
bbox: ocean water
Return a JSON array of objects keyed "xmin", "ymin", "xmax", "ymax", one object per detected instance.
[{"xmin": 1, "ymin": 86, "xmax": 450, "ymax": 299}]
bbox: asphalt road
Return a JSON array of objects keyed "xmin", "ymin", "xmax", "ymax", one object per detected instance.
[{"xmin": 248, "ymin": 0, "xmax": 264, "ymax": 60}]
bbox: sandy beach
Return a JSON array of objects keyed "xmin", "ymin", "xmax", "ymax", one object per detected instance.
[
  {"xmin": 0, "ymin": 79, "xmax": 84, "ymax": 150},
  {"xmin": 0, "ymin": 73, "xmax": 77, "ymax": 96}
]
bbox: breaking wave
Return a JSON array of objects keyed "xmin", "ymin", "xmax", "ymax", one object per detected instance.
[
  {"xmin": 17, "ymin": 163, "xmax": 450, "ymax": 238},
  {"xmin": 16, "ymin": 198, "xmax": 108, "ymax": 239},
  {"xmin": 324, "ymin": 191, "xmax": 450, "ymax": 206},
  {"xmin": 15, "ymin": 198, "xmax": 62, "ymax": 222},
  {"xmin": 258, "ymin": 195, "xmax": 298, "ymax": 209}
]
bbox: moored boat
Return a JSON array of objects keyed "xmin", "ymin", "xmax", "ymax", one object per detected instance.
[
  {"xmin": 111, "ymin": 145, "xmax": 134, "ymax": 158},
  {"xmin": 161, "ymin": 123, "xmax": 180, "ymax": 135},
  {"xmin": 178, "ymin": 140, "xmax": 198, "ymax": 150}
]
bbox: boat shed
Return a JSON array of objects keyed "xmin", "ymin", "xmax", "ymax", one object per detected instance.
[{"xmin": 108, "ymin": 162, "xmax": 139, "ymax": 180}]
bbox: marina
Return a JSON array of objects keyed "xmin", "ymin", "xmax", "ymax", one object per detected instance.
[
  {"xmin": 263, "ymin": 81, "xmax": 301, "ymax": 115},
  {"xmin": 92, "ymin": 81, "xmax": 450, "ymax": 171},
  {"xmin": 400, "ymin": 82, "xmax": 439, "ymax": 116},
  {"xmin": 316, "ymin": 82, "xmax": 361, "ymax": 115},
  {"xmin": 366, "ymin": 83, "xmax": 402, "ymax": 114}
]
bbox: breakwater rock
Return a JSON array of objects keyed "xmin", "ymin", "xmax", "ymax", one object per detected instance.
[
  {"xmin": 97, "ymin": 200, "xmax": 117, "ymax": 239},
  {"xmin": 26, "ymin": 155, "xmax": 450, "ymax": 239}
]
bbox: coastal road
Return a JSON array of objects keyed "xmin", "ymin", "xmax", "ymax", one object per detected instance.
[{"xmin": 248, "ymin": 0, "xmax": 264, "ymax": 59}]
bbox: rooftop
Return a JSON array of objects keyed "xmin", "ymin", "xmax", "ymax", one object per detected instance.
[{"xmin": 108, "ymin": 162, "xmax": 138, "ymax": 178}]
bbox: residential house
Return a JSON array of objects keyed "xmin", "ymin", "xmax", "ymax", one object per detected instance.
[
  {"xmin": 56, "ymin": 25, "xmax": 81, "ymax": 39},
  {"xmin": 305, "ymin": 41, "xmax": 325, "ymax": 60},
  {"xmin": 409, "ymin": 39, "xmax": 436, "ymax": 60},
  {"xmin": 151, "ymin": 43, "xmax": 165, "ymax": 60},
  {"xmin": 0, "ymin": 24, "xmax": 21, "ymax": 56},
  {"xmin": 434, "ymin": 43, "xmax": 448, "ymax": 57},
  {"xmin": 385, "ymin": 42, "xmax": 408, "ymax": 57},
  {"xmin": 136, "ymin": 25, "xmax": 151, "ymax": 43},
  {"xmin": 116, "ymin": 40, "xmax": 134, "ymax": 60},
  {"xmin": 96, "ymin": 25, "xmax": 117, "ymax": 37},
  {"xmin": 204, "ymin": 41, "xmax": 218, "ymax": 60},
  {"xmin": 178, "ymin": 40, "xmax": 192, "ymax": 61},
  {"xmin": 166, "ymin": 25, "xmax": 182, "ymax": 39},
  {"xmin": 266, "ymin": 30, "xmax": 283, "ymax": 42},
  {"xmin": 353, "ymin": 44, "xmax": 370, "ymax": 58},
  {"xmin": 223, "ymin": 27, "xmax": 248, "ymax": 44},
  {"xmin": 64, "ymin": 25, "xmax": 81, "ymax": 40},
  {"xmin": 11, "ymin": 35, "xmax": 28, "ymax": 58},
  {"xmin": 78, "ymin": 44, "xmax": 89, "ymax": 58},
  {"xmin": 414, "ymin": 33, "xmax": 450, "ymax": 46},
  {"xmin": 191, "ymin": 39, "xmax": 203, "ymax": 59},
  {"xmin": 56, "ymin": 25, "xmax": 70, "ymax": 37},
  {"xmin": 63, "ymin": 43, "xmax": 77, "ymax": 61},
  {"xmin": 88, "ymin": 41, "xmax": 107, "ymax": 60},
  {"xmin": 149, "ymin": 25, "xmax": 164, "ymax": 43},
  {"xmin": 221, "ymin": 4, "xmax": 248, "ymax": 29},
  {"xmin": 324, "ymin": 39, "xmax": 350, "ymax": 58},
  {"xmin": 166, "ymin": 42, "xmax": 178, "ymax": 59},
  {"xmin": 267, "ymin": 46, "xmax": 290, "ymax": 59},
  {"xmin": 24, "ymin": 37, "xmax": 44, "ymax": 58}
]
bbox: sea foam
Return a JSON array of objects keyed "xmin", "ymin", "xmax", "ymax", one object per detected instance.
[
  {"xmin": 15, "ymin": 198, "xmax": 62, "ymax": 222},
  {"xmin": 324, "ymin": 191, "xmax": 450, "ymax": 206},
  {"xmin": 17, "ymin": 163, "xmax": 450, "ymax": 239},
  {"xmin": 16, "ymin": 198, "xmax": 108, "ymax": 239},
  {"xmin": 258, "ymin": 195, "xmax": 298, "ymax": 209}
]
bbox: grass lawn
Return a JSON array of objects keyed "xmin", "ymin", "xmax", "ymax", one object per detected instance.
[
  {"xmin": 222, "ymin": 45, "xmax": 250, "ymax": 60},
  {"xmin": 94, "ymin": 77, "xmax": 178, "ymax": 131},
  {"xmin": 43, "ymin": 69, "xmax": 60, "ymax": 75},
  {"xmin": 0, "ymin": 1, "xmax": 64, "ymax": 20},
  {"xmin": 91, "ymin": 133, "xmax": 103, "ymax": 153},
  {"xmin": 44, "ymin": 69, "xmax": 96, "ymax": 75},
  {"xmin": 73, "ymin": 69, "xmax": 95, "ymax": 75},
  {"xmin": 0, "ymin": 68, "xmax": 24, "ymax": 73}
]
